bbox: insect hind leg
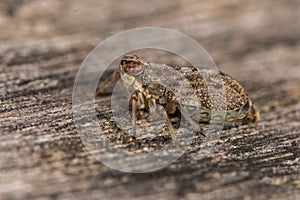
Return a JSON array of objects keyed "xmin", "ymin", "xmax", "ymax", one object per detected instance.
[
  {"xmin": 178, "ymin": 106, "xmax": 209, "ymax": 137},
  {"xmin": 96, "ymin": 70, "xmax": 120, "ymax": 95}
]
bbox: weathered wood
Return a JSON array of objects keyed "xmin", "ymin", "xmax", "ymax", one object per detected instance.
[{"xmin": 0, "ymin": 0, "xmax": 299, "ymax": 199}]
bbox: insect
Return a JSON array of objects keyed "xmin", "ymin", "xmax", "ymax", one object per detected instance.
[{"xmin": 97, "ymin": 55, "xmax": 259, "ymax": 143}]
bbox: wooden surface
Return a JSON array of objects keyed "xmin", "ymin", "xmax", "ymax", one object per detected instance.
[{"xmin": 1, "ymin": 0, "xmax": 300, "ymax": 199}]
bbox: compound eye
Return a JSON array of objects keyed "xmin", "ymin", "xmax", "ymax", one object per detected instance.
[
  {"xmin": 120, "ymin": 60, "xmax": 127, "ymax": 66},
  {"xmin": 124, "ymin": 61, "xmax": 143, "ymax": 75}
]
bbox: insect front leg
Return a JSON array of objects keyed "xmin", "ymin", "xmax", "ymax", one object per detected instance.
[
  {"xmin": 131, "ymin": 97, "xmax": 137, "ymax": 136},
  {"xmin": 130, "ymin": 90, "xmax": 147, "ymax": 136}
]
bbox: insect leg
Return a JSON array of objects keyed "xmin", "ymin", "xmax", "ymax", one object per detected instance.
[
  {"xmin": 96, "ymin": 70, "xmax": 120, "ymax": 95},
  {"xmin": 148, "ymin": 98, "xmax": 177, "ymax": 142},
  {"xmin": 130, "ymin": 91, "xmax": 147, "ymax": 136},
  {"xmin": 178, "ymin": 106, "xmax": 208, "ymax": 137},
  {"xmin": 131, "ymin": 97, "xmax": 137, "ymax": 136}
]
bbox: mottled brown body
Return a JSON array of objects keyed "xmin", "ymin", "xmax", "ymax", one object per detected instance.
[{"xmin": 97, "ymin": 55, "xmax": 259, "ymax": 141}]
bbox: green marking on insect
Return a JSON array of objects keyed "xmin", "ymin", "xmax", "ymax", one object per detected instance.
[{"xmin": 97, "ymin": 55, "xmax": 259, "ymax": 143}]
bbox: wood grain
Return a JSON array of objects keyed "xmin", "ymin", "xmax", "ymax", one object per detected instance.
[{"xmin": 0, "ymin": 0, "xmax": 299, "ymax": 199}]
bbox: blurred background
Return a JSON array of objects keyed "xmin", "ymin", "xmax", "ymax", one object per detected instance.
[{"xmin": 1, "ymin": 0, "xmax": 299, "ymax": 83}]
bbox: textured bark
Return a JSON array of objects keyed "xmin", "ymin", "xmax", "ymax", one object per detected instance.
[{"xmin": 0, "ymin": 0, "xmax": 299, "ymax": 199}]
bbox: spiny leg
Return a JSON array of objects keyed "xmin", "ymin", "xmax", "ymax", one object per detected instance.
[{"xmin": 96, "ymin": 70, "xmax": 120, "ymax": 96}]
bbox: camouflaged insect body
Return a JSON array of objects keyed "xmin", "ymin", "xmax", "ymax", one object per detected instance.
[
  {"xmin": 96, "ymin": 54, "xmax": 259, "ymax": 143},
  {"xmin": 119, "ymin": 55, "xmax": 259, "ymax": 129}
]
